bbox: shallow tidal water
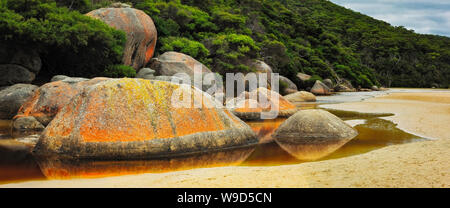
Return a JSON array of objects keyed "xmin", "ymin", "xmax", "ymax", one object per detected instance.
[{"xmin": 0, "ymin": 90, "xmax": 430, "ymax": 185}]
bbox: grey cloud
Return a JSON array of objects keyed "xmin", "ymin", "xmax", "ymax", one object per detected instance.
[{"xmin": 330, "ymin": 0, "xmax": 450, "ymax": 37}]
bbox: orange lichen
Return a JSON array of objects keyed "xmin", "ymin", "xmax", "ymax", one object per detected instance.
[
  {"xmin": 14, "ymin": 78, "xmax": 109, "ymax": 127},
  {"xmin": 242, "ymin": 88, "xmax": 297, "ymax": 113},
  {"xmin": 86, "ymin": 8, "xmax": 157, "ymax": 69},
  {"xmin": 247, "ymin": 118, "xmax": 286, "ymax": 144},
  {"xmin": 60, "ymin": 79, "xmax": 232, "ymax": 143},
  {"xmin": 15, "ymin": 81, "xmax": 80, "ymax": 123},
  {"xmin": 38, "ymin": 147, "xmax": 254, "ymax": 179},
  {"xmin": 234, "ymin": 100, "xmax": 264, "ymax": 113}
]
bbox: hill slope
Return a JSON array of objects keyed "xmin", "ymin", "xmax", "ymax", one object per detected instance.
[
  {"xmin": 132, "ymin": 0, "xmax": 450, "ymax": 88},
  {"xmin": 2, "ymin": 0, "xmax": 449, "ymax": 88}
]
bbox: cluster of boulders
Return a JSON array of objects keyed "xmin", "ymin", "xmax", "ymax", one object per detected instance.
[
  {"xmin": 0, "ymin": 3, "xmax": 361, "ymax": 161},
  {"xmin": 226, "ymin": 87, "xmax": 298, "ymax": 120},
  {"xmin": 149, "ymin": 51, "xmax": 223, "ymax": 92},
  {"xmin": 2, "ymin": 74, "xmax": 358, "ymax": 160},
  {"xmin": 0, "ymin": 43, "xmax": 42, "ymax": 119},
  {"xmin": 33, "ymin": 78, "xmax": 258, "ymax": 159},
  {"xmin": 0, "ymin": 43, "xmax": 42, "ymax": 88}
]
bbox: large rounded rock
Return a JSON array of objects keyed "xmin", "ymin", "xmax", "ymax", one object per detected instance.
[
  {"xmin": 253, "ymin": 87, "xmax": 298, "ymax": 117},
  {"xmin": 0, "ymin": 65, "xmax": 36, "ymax": 87},
  {"xmin": 33, "ymin": 78, "xmax": 257, "ymax": 159},
  {"xmin": 228, "ymin": 99, "xmax": 266, "ymax": 120},
  {"xmin": 0, "ymin": 84, "xmax": 38, "ymax": 119},
  {"xmin": 250, "ymin": 60, "xmax": 272, "ymax": 74},
  {"xmin": 334, "ymin": 84, "xmax": 354, "ymax": 92},
  {"xmin": 323, "ymin": 79, "xmax": 333, "ymax": 88},
  {"xmin": 296, "ymin": 73, "xmax": 311, "ymax": 82},
  {"xmin": 227, "ymin": 88, "xmax": 298, "ymax": 120},
  {"xmin": 0, "ymin": 43, "xmax": 41, "ymax": 73},
  {"xmin": 86, "ymin": 7, "xmax": 157, "ymax": 70},
  {"xmin": 50, "ymin": 75, "xmax": 89, "ymax": 83},
  {"xmin": 151, "ymin": 51, "xmax": 211, "ymax": 77},
  {"xmin": 311, "ymin": 80, "xmax": 331, "ymax": 95},
  {"xmin": 273, "ymin": 109, "xmax": 358, "ymax": 161},
  {"xmin": 0, "ymin": 43, "xmax": 41, "ymax": 86},
  {"xmin": 279, "ymin": 76, "xmax": 298, "ymax": 95},
  {"xmin": 153, "ymin": 76, "xmax": 187, "ymax": 86},
  {"xmin": 150, "ymin": 52, "xmax": 222, "ymax": 92},
  {"xmin": 12, "ymin": 116, "xmax": 45, "ymax": 133},
  {"xmin": 334, "ymin": 79, "xmax": 356, "ymax": 92},
  {"xmin": 136, "ymin": 68, "xmax": 155, "ymax": 80},
  {"xmin": 13, "ymin": 78, "xmax": 109, "ymax": 133},
  {"xmin": 250, "ymin": 60, "xmax": 273, "ymax": 85},
  {"xmin": 283, "ymin": 91, "xmax": 316, "ymax": 102}
]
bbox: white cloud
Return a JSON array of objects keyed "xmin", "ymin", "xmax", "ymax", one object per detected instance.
[{"xmin": 330, "ymin": 0, "xmax": 450, "ymax": 37}]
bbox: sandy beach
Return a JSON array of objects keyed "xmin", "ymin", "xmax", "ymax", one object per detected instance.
[{"xmin": 2, "ymin": 90, "xmax": 450, "ymax": 188}]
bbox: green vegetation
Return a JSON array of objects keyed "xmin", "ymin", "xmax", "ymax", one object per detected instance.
[
  {"xmin": 0, "ymin": 0, "xmax": 127, "ymax": 78},
  {"xmin": 159, "ymin": 36, "xmax": 210, "ymax": 64},
  {"xmin": 133, "ymin": 0, "xmax": 449, "ymax": 88},
  {"xmin": 1, "ymin": 0, "xmax": 449, "ymax": 88},
  {"xmin": 103, "ymin": 64, "xmax": 136, "ymax": 78}
]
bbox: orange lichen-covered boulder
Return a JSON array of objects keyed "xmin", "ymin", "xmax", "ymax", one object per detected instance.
[
  {"xmin": 149, "ymin": 52, "xmax": 222, "ymax": 92},
  {"xmin": 226, "ymin": 88, "xmax": 298, "ymax": 120},
  {"xmin": 12, "ymin": 78, "xmax": 109, "ymax": 135},
  {"xmin": 86, "ymin": 7, "xmax": 157, "ymax": 70},
  {"xmin": 33, "ymin": 78, "xmax": 257, "ymax": 159},
  {"xmin": 228, "ymin": 99, "xmax": 265, "ymax": 120},
  {"xmin": 251, "ymin": 87, "xmax": 298, "ymax": 117}
]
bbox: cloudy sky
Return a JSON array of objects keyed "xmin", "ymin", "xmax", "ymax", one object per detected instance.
[{"xmin": 329, "ymin": 0, "xmax": 450, "ymax": 37}]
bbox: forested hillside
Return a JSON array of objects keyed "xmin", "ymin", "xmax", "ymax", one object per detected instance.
[{"xmin": 1, "ymin": 0, "xmax": 449, "ymax": 88}]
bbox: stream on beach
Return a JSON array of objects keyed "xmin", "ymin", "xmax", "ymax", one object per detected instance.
[{"xmin": 0, "ymin": 89, "xmax": 432, "ymax": 185}]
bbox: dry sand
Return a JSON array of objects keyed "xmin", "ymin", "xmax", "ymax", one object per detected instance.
[{"xmin": 2, "ymin": 90, "xmax": 450, "ymax": 188}]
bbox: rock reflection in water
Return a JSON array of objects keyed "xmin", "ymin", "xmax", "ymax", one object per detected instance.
[
  {"xmin": 241, "ymin": 141, "xmax": 301, "ymax": 166},
  {"xmin": 0, "ymin": 139, "xmax": 45, "ymax": 184},
  {"xmin": 246, "ymin": 103, "xmax": 318, "ymax": 144},
  {"xmin": 276, "ymin": 139, "xmax": 352, "ymax": 161},
  {"xmin": 243, "ymin": 118, "xmax": 428, "ymax": 166},
  {"xmin": 321, "ymin": 118, "xmax": 427, "ymax": 160},
  {"xmin": 247, "ymin": 118, "xmax": 285, "ymax": 144},
  {"xmin": 36, "ymin": 146, "xmax": 256, "ymax": 180}
]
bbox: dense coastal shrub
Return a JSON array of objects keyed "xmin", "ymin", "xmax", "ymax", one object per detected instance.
[
  {"xmin": 206, "ymin": 33, "xmax": 260, "ymax": 74},
  {"xmin": 0, "ymin": 0, "xmax": 126, "ymax": 79},
  {"xmin": 159, "ymin": 36, "xmax": 210, "ymax": 64},
  {"xmin": 103, "ymin": 65, "xmax": 136, "ymax": 78},
  {"xmin": 2, "ymin": 0, "xmax": 450, "ymax": 87},
  {"xmin": 132, "ymin": 0, "xmax": 449, "ymax": 88}
]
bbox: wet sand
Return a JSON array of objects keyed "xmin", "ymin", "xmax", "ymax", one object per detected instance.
[{"xmin": 2, "ymin": 90, "xmax": 450, "ymax": 188}]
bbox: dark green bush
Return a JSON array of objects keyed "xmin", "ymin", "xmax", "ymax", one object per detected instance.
[
  {"xmin": 4, "ymin": 0, "xmax": 450, "ymax": 88},
  {"xmin": 159, "ymin": 36, "xmax": 210, "ymax": 65},
  {"xmin": 207, "ymin": 33, "xmax": 260, "ymax": 74},
  {"xmin": 104, "ymin": 65, "xmax": 136, "ymax": 78},
  {"xmin": 136, "ymin": 0, "xmax": 449, "ymax": 88},
  {"xmin": 0, "ymin": 0, "xmax": 126, "ymax": 78},
  {"xmin": 279, "ymin": 80, "xmax": 289, "ymax": 95}
]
